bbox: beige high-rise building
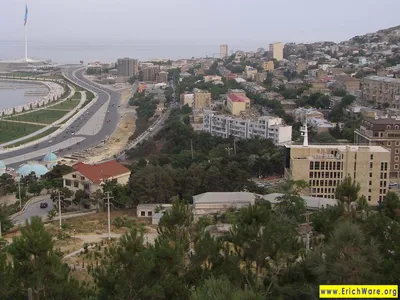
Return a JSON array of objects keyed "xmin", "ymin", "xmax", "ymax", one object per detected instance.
[
  {"xmin": 269, "ymin": 42, "xmax": 284, "ymax": 61},
  {"xmin": 284, "ymin": 144, "xmax": 390, "ymax": 205},
  {"xmin": 193, "ymin": 88, "xmax": 212, "ymax": 109},
  {"xmin": 220, "ymin": 45, "xmax": 229, "ymax": 59}
]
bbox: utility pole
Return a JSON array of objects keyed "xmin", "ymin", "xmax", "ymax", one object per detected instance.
[
  {"xmin": 104, "ymin": 191, "xmax": 112, "ymax": 246},
  {"xmin": 190, "ymin": 139, "xmax": 194, "ymax": 160},
  {"xmin": 302, "ymin": 212, "xmax": 313, "ymax": 254},
  {"xmin": 27, "ymin": 288, "xmax": 33, "ymax": 300},
  {"xmin": 18, "ymin": 175, "xmax": 22, "ymax": 210},
  {"xmin": 57, "ymin": 191, "xmax": 65, "ymax": 230},
  {"xmin": 234, "ymin": 139, "xmax": 237, "ymax": 155}
]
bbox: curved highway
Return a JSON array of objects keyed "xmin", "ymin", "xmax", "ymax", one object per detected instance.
[{"xmin": 0, "ymin": 67, "xmax": 125, "ymax": 168}]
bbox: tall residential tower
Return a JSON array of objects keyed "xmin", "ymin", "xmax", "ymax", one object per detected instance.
[{"xmin": 220, "ymin": 45, "xmax": 229, "ymax": 59}]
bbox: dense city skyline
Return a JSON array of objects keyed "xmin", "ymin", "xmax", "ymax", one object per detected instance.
[{"xmin": 2, "ymin": 0, "xmax": 400, "ymax": 44}]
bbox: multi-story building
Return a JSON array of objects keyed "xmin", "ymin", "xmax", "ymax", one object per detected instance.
[
  {"xmin": 269, "ymin": 42, "xmax": 284, "ymax": 61},
  {"xmin": 284, "ymin": 144, "xmax": 390, "ymax": 205},
  {"xmin": 355, "ymin": 117, "xmax": 400, "ymax": 178},
  {"xmin": 143, "ymin": 65, "xmax": 160, "ymax": 82},
  {"xmin": 263, "ymin": 61, "xmax": 274, "ymax": 72},
  {"xmin": 193, "ymin": 88, "xmax": 212, "ymax": 109},
  {"xmin": 292, "ymin": 107, "xmax": 324, "ymax": 122},
  {"xmin": 335, "ymin": 75, "xmax": 360, "ymax": 93},
  {"xmin": 227, "ymin": 93, "xmax": 250, "ymax": 115},
  {"xmin": 157, "ymin": 71, "xmax": 168, "ymax": 83},
  {"xmin": 117, "ymin": 57, "xmax": 138, "ymax": 77},
  {"xmin": 203, "ymin": 112, "xmax": 292, "ymax": 145},
  {"xmin": 180, "ymin": 93, "xmax": 194, "ymax": 107},
  {"xmin": 63, "ymin": 160, "xmax": 131, "ymax": 196},
  {"xmin": 245, "ymin": 66, "xmax": 257, "ymax": 79},
  {"xmin": 295, "ymin": 61, "xmax": 308, "ymax": 74},
  {"xmin": 362, "ymin": 76, "xmax": 400, "ymax": 108},
  {"xmin": 220, "ymin": 44, "xmax": 229, "ymax": 59}
]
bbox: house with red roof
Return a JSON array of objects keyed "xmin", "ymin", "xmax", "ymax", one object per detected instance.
[
  {"xmin": 62, "ymin": 160, "xmax": 131, "ymax": 195},
  {"xmin": 227, "ymin": 93, "xmax": 251, "ymax": 115}
]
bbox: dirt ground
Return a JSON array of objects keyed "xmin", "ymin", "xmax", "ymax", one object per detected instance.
[{"xmin": 84, "ymin": 88, "xmax": 136, "ymax": 163}]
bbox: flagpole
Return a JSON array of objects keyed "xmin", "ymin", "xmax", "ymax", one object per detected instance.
[{"xmin": 25, "ymin": 22, "xmax": 28, "ymax": 61}]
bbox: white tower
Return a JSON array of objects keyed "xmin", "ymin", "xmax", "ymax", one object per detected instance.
[{"xmin": 300, "ymin": 119, "xmax": 309, "ymax": 147}]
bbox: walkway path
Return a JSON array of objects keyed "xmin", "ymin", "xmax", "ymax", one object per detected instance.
[{"xmin": 0, "ymin": 119, "xmax": 50, "ymax": 126}]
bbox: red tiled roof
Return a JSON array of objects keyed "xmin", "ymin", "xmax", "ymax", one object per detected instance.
[
  {"xmin": 228, "ymin": 93, "xmax": 249, "ymax": 103},
  {"xmin": 72, "ymin": 160, "xmax": 130, "ymax": 184}
]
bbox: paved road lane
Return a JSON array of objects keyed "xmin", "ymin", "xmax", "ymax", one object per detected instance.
[{"xmin": 13, "ymin": 198, "xmax": 53, "ymax": 225}]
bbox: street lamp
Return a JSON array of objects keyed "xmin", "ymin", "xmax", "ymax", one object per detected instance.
[
  {"xmin": 225, "ymin": 147, "xmax": 233, "ymax": 156},
  {"xmin": 16, "ymin": 173, "xmax": 22, "ymax": 210}
]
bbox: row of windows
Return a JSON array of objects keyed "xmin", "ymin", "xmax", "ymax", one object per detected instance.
[
  {"xmin": 72, "ymin": 174, "xmax": 85, "ymax": 181},
  {"xmin": 64, "ymin": 180, "xmax": 90, "ymax": 190},
  {"xmin": 309, "ymin": 172, "xmax": 343, "ymax": 179},
  {"xmin": 310, "ymin": 161, "xmax": 342, "ymax": 171},
  {"xmin": 311, "ymin": 187, "xmax": 336, "ymax": 194},
  {"xmin": 309, "ymin": 180, "xmax": 342, "ymax": 187},
  {"xmin": 381, "ymin": 162, "xmax": 389, "ymax": 171},
  {"xmin": 311, "ymin": 194, "xmax": 336, "ymax": 199}
]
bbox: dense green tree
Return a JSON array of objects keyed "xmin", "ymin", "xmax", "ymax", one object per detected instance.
[
  {"xmin": 382, "ymin": 191, "xmax": 400, "ymax": 220},
  {"xmin": 7, "ymin": 217, "xmax": 87, "ymax": 299},
  {"xmin": 190, "ymin": 276, "xmax": 263, "ymax": 300}
]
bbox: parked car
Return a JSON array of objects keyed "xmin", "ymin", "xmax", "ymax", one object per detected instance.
[{"xmin": 40, "ymin": 202, "xmax": 48, "ymax": 209}]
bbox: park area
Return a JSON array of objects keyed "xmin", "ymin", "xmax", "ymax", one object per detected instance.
[
  {"xmin": 0, "ymin": 121, "xmax": 44, "ymax": 143},
  {"xmin": 50, "ymin": 99, "xmax": 80, "ymax": 110},
  {"xmin": 7, "ymin": 109, "xmax": 69, "ymax": 125}
]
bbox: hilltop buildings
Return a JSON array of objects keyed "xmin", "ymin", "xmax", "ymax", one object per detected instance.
[
  {"xmin": 362, "ymin": 76, "xmax": 400, "ymax": 108},
  {"xmin": 227, "ymin": 92, "xmax": 251, "ymax": 115}
]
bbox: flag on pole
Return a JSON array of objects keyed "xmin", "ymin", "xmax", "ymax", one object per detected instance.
[{"xmin": 24, "ymin": 5, "xmax": 28, "ymax": 26}]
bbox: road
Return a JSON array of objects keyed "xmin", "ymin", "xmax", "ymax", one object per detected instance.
[
  {"xmin": 13, "ymin": 198, "xmax": 53, "ymax": 225},
  {"xmin": 0, "ymin": 67, "xmax": 125, "ymax": 168}
]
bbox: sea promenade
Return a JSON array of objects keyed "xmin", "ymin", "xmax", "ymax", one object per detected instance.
[{"xmin": 0, "ymin": 77, "xmax": 65, "ymax": 116}]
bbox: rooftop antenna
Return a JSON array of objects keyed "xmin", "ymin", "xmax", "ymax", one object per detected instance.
[{"xmin": 301, "ymin": 119, "xmax": 309, "ymax": 147}]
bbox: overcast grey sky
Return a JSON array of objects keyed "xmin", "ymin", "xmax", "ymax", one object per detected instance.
[{"xmin": 1, "ymin": 0, "xmax": 400, "ymax": 44}]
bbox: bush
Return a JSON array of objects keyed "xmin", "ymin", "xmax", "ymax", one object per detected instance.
[{"xmin": 112, "ymin": 216, "xmax": 136, "ymax": 229}]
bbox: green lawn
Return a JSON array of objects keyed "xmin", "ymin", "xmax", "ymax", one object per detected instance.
[
  {"xmin": 7, "ymin": 109, "xmax": 69, "ymax": 124},
  {"xmin": 5, "ymin": 126, "xmax": 59, "ymax": 148},
  {"xmin": 72, "ymin": 92, "xmax": 81, "ymax": 100},
  {"xmin": 50, "ymin": 99, "xmax": 80, "ymax": 110},
  {"xmin": 0, "ymin": 121, "xmax": 45, "ymax": 143}
]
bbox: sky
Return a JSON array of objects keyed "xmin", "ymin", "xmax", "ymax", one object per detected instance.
[{"xmin": 1, "ymin": 0, "xmax": 400, "ymax": 46}]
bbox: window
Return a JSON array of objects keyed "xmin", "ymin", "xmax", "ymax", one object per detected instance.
[
  {"xmin": 397, "ymin": 141, "xmax": 400, "ymax": 146},
  {"xmin": 65, "ymin": 180, "xmax": 71, "ymax": 186},
  {"xmin": 370, "ymin": 162, "xmax": 373, "ymax": 169},
  {"xmin": 388, "ymin": 142, "xmax": 392, "ymax": 146},
  {"xmin": 81, "ymin": 176, "xmax": 85, "ymax": 180},
  {"xmin": 395, "ymin": 164, "xmax": 399, "ymax": 170},
  {"xmin": 396, "ymin": 125, "xmax": 400, "ymax": 130},
  {"xmin": 72, "ymin": 174, "xmax": 77, "ymax": 178},
  {"xmin": 309, "ymin": 172, "xmax": 313, "ymax": 178},
  {"xmin": 369, "ymin": 181, "xmax": 372, "ymax": 186},
  {"xmin": 369, "ymin": 189, "xmax": 372, "ymax": 193},
  {"xmin": 370, "ymin": 154, "xmax": 374, "ymax": 160},
  {"xmin": 148, "ymin": 211, "xmax": 153, "ymax": 217},
  {"xmin": 370, "ymin": 172, "xmax": 373, "ymax": 178},
  {"xmin": 84, "ymin": 184, "xmax": 90, "ymax": 190},
  {"xmin": 396, "ymin": 149, "xmax": 399, "ymax": 154},
  {"xmin": 140, "ymin": 211, "xmax": 145, "ymax": 217},
  {"xmin": 368, "ymin": 196, "xmax": 371, "ymax": 201},
  {"xmin": 74, "ymin": 181, "xmax": 79, "ymax": 188}
]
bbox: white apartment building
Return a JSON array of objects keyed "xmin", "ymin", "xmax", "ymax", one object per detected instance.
[{"xmin": 203, "ymin": 112, "xmax": 292, "ymax": 145}]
